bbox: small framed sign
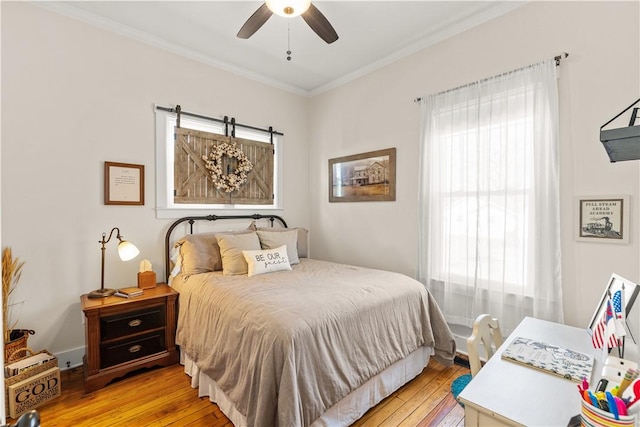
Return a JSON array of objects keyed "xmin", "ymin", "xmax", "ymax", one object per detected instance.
[
  {"xmin": 104, "ymin": 161, "xmax": 144, "ymax": 206},
  {"xmin": 576, "ymin": 195, "xmax": 629, "ymax": 243}
]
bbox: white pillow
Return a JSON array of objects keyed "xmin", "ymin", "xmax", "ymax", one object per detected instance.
[
  {"xmin": 242, "ymin": 245, "xmax": 292, "ymax": 277},
  {"xmin": 256, "ymin": 229, "xmax": 300, "ymax": 265}
]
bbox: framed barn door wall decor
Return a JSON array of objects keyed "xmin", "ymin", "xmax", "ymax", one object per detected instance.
[
  {"xmin": 154, "ymin": 105, "xmax": 283, "ymax": 216},
  {"xmin": 174, "ymin": 127, "xmax": 274, "ymax": 205}
]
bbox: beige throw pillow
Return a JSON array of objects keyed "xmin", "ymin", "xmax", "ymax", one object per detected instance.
[
  {"xmin": 256, "ymin": 229, "xmax": 300, "ymax": 265},
  {"xmin": 256, "ymin": 227, "xmax": 308, "ymax": 258},
  {"xmin": 217, "ymin": 233, "xmax": 261, "ymax": 275},
  {"xmin": 175, "ymin": 232, "xmax": 221, "ymax": 275}
]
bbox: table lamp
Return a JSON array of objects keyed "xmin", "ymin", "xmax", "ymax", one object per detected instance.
[{"xmin": 88, "ymin": 227, "xmax": 140, "ymax": 298}]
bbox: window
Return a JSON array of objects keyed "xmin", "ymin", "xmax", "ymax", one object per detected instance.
[
  {"xmin": 154, "ymin": 107, "xmax": 283, "ymax": 219},
  {"xmin": 434, "ymin": 91, "xmax": 534, "ymax": 294},
  {"xmin": 418, "ymin": 59, "xmax": 563, "ymax": 336}
]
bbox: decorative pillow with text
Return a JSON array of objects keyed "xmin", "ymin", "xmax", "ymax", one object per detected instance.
[{"xmin": 242, "ymin": 245, "xmax": 292, "ymax": 277}]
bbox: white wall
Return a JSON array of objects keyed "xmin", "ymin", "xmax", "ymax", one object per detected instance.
[
  {"xmin": 1, "ymin": 2, "xmax": 310, "ymax": 362},
  {"xmin": 2, "ymin": 0, "xmax": 639, "ymax": 363},
  {"xmin": 308, "ymin": 1, "xmax": 640, "ymax": 330}
]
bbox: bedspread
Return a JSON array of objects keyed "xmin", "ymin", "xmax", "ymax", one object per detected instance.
[{"xmin": 172, "ymin": 259, "xmax": 455, "ymax": 427}]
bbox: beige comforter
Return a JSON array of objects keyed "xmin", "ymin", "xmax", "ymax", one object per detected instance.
[{"xmin": 172, "ymin": 259, "xmax": 455, "ymax": 427}]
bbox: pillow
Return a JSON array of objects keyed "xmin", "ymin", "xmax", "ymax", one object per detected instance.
[
  {"xmin": 169, "ymin": 244, "xmax": 182, "ymax": 277},
  {"xmin": 217, "ymin": 232, "xmax": 261, "ymax": 275},
  {"xmin": 174, "ymin": 232, "xmax": 221, "ymax": 275},
  {"xmin": 256, "ymin": 227, "xmax": 309, "ymax": 258},
  {"xmin": 174, "ymin": 229, "xmax": 254, "ymax": 275},
  {"xmin": 242, "ymin": 245, "xmax": 292, "ymax": 277},
  {"xmin": 256, "ymin": 229, "xmax": 300, "ymax": 265}
]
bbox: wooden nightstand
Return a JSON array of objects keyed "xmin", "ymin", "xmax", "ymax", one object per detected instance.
[{"xmin": 80, "ymin": 284, "xmax": 178, "ymax": 393}]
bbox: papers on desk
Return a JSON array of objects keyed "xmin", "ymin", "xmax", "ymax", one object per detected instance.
[{"xmin": 501, "ymin": 336, "xmax": 594, "ymax": 382}]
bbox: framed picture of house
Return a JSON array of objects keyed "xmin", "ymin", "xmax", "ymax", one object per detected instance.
[
  {"xmin": 576, "ymin": 195, "xmax": 629, "ymax": 243},
  {"xmin": 328, "ymin": 148, "xmax": 396, "ymax": 202}
]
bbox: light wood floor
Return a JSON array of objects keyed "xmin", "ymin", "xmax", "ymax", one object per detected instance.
[{"xmin": 19, "ymin": 358, "xmax": 468, "ymax": 427}]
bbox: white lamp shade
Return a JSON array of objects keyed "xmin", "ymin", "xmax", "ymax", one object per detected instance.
[
  {"xmin": 117, "ymin": 240, "xmax": 140, "ymax": 261},
  {"xmin": 266, "ymin": 0, "xmax": 311, "ymax": 17}
]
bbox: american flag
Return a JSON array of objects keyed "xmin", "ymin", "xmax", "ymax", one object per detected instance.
[
  {"xmin": 592, "ymin": 298, "xmax": 619, "ymax": 349},
  {"xmin": 613, "ymin": 289, "xmax": 625, "ymax": 319},
  {"xmin": 613, "ymin": 289, "xmax": 626, "ymax": 345}
]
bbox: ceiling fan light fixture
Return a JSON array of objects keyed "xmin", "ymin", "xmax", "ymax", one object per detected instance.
[{"xmin": 266, "ymin": 0, "xmax": 311, "ymax": 18}]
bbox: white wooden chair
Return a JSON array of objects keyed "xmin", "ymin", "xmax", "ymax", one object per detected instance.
[{"xmin": 467, "ymin": 314, "xmax": 503, "ymax": 377}]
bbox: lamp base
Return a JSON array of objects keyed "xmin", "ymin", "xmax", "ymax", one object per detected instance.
[{"xmin": 87, "ymin": 288, "xmax": 117, "ymax": 298}]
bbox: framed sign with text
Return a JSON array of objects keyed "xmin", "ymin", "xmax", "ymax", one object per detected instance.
[
  {"xmin": 577, "ymin": 195, "xmax": 629, "ymax": 243},
  {"xmin": 104, "ymin": 161, "xmax": 144, "ymax": 206}
]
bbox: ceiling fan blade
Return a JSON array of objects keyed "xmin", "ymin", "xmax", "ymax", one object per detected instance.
[
  {"xmin": 301, "ymin": 3, "xmax": 338, "ymax": 44},
  {"xmin": 237, "ymin": 3, "xmax": 273, "ymax": 39}
]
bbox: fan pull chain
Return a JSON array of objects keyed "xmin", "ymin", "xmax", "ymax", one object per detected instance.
[{"xmin": 286, "ymin": 22, "xmax": 292, "ymax": 61}]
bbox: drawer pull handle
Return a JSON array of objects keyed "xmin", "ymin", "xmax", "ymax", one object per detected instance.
[
  {"xmin": 129, "ymin": 345, "xmax": 142, "ymax": 353},
  {"xmin": 128, "ymin": 319, "xmax": 142, "ymax": 327}
]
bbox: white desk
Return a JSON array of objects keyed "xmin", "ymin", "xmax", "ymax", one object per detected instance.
[{"xmin": 458, "ymin": 316, "xmax": 602, "ymax": 427}]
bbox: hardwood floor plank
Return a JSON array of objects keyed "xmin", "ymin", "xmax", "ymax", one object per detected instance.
[
  {"xmin": 24, "ymin": 356, "xmax": 469, "ymax": 426},
  {"xmin": 395, "ymin": 362, "xmax": 450, "ymax": 403},
  {"xmin": 412, "ymin": 367, "xmax": 465, "ymax": 421},
  {"xmin": 437, "ymin": 403, "xmax": 465, "ymax": 427},
  {"xmin": 378, "ymin": 365, "xmax": 464, "ymax": 426},
  {"xmin": 164, "ymin": 406, "xmax": 232, "ymax": 427},
  {"xmin": 352, "ymin": 396, "xmax": 405, "ymax": 426},
  {"xmin": 417, "ymin": 392, "xmax": 460, "ymax": 426}
]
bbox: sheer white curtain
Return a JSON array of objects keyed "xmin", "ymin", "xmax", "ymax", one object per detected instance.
[{"xmin": 417, "ymin": 59, "xmax": 563, "ymax": 337}]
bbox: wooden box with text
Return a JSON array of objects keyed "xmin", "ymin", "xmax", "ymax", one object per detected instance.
[{"xmin": 6, "ymin": 366, "xmax": 61, "ymax": 418}]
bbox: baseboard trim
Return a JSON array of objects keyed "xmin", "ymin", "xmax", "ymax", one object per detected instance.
[
  {"xmin": 454, "ymin": 353, "xmax": 470, "ymax": 368},
  {"xmin": 54, "ymin": 346, "xmax": 85, "ymax": 371}
]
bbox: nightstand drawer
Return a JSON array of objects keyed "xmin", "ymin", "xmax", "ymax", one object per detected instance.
[
  {"xmin": 100, "ymin": 305, "xmax": 165, "ymax": 341},
  {"xmin": 100, "ymin": 331, "xmax": 166, "ymax": 369}
]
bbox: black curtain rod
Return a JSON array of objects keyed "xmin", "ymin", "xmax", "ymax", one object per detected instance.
[
  {"xmin": 155, "ymin": 105, "xmax": 284, "ymax": 136},
  {"xmin": 414, "ymin": 52, "xmax": 569, "ymax": 103}
]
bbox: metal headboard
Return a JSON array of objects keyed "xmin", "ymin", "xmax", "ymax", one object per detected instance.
[{"xmin": 164, "ymin": 214, "xmax": 288, "ymax": 282}]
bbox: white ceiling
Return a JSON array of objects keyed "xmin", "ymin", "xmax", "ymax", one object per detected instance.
[{"xmin": 38, "ymin": 1, "xmax": 525, "ymax": 96}]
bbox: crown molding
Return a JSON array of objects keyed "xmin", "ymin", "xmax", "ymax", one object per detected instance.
[
  {"xmin": 309, "ymin": 1, "xmax": 526, "ymax": 96},
  {"xmin": 31, "ymin": 1, "xmax": 309, "ymax": 97},
  {"xmin": 33, "ymin": 1, "xmax": 526, "ymax": 98}
]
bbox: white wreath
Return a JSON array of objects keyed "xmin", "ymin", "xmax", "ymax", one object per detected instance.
[{"xmin": 202, "ymin": 142, "xmax": 253, "ymax": 193}]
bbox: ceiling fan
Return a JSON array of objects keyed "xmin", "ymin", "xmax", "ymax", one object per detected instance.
[{"xmin": 237, "ymin": 0, "xmax": 339, "ymax": 44}]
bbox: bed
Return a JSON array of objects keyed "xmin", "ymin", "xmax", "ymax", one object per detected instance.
[{"xmin": 165, "ymin": 214, "xmax": 455, "ymax": 427}]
